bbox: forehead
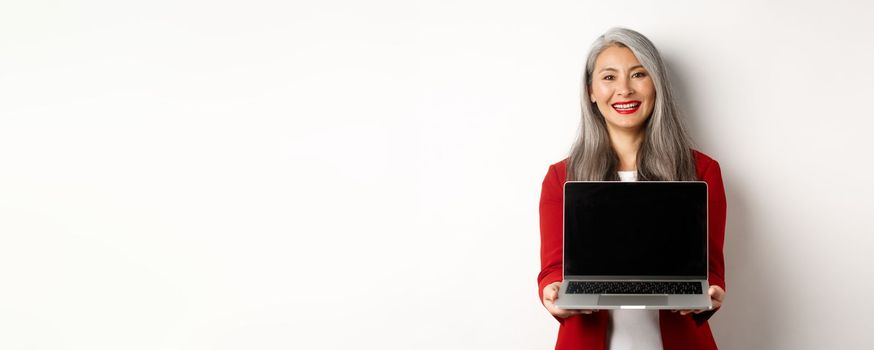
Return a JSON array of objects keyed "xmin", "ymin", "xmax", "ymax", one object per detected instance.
[{"xmin": 594, "ymin": 45, "xmax": 642, "ymax": 70}]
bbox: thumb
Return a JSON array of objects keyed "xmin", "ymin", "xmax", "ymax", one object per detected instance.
[
  {"xmin": 544, "ymin": 283, "xmax": 559, "ymax": 301},
  {"xmin": 709, "ymin": 285, "xmax": 725, "ymax": 301}
]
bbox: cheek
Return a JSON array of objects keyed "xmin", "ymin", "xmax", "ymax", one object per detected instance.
[
  {"xmin": 639, "ymin": 81, "xmax": 656, "ymax": 100},
  {"xmin": 591, "ymin": 83, "xmax": 610, "ymax": 99},
  {"xmin": 631, "ymin": 79, "xmax": 652, "ymax": 93}
]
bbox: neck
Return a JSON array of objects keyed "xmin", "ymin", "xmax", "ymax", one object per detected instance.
[{"xmin": 607, "ymin": 127, "xmax": 644, "ymax": 171}]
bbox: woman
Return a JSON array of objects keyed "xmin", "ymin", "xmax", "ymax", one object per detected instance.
[{"xmin": 537, "ymin": 28, "xmax": 727, "ymax": 349}]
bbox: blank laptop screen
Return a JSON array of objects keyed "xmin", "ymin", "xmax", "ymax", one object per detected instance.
[{"xmin": 563, "ymin": 182, "xmax": 707, "ymax": 277}]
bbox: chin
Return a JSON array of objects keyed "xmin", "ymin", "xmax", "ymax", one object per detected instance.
[{"xmin": 607, "ymin": 118, "xmax": 648, "ymax": 131}]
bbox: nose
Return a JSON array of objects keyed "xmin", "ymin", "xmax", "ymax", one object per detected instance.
[{"xmin": 616, "ymin": 78, "xmax": 634, "ymax": 97}]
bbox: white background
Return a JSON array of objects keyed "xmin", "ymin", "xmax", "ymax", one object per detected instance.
[{"xmin": 1, "ymin": 1, "xmax": 872, "ymax": 349}]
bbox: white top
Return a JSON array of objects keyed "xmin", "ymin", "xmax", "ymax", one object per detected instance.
[
  {"xmin": 609, "ymin": 170, "xmax": 663, "ymax": 350},
  {"xmin": 617, "ymin": 170, "xmax": 638, "ymax": 182}
]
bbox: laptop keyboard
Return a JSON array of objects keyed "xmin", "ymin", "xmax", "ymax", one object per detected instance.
[{"xmin": 566, "ymin": 281, "xmax": 702, "ymax": 295}]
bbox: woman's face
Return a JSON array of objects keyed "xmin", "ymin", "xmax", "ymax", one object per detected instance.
[{"xmin": 589, "ymin": 45, "xmax": 656, "ymax": 134}]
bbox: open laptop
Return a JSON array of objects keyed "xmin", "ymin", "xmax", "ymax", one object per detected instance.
[{"xmin": 554, "ymin": 181, "xmax": 712, "ymax": 310}]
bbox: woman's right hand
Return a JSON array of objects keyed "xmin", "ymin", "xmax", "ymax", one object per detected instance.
[{"xmin": 542, "ymin": 281, "xmax": 594, "ymax": 318}]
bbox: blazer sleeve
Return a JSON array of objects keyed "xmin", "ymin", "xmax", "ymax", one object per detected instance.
[
  {"xmin": 537, "ymin": 164, "xmax": 564, "ymax": 308},
  {"xmin": 693, "ymin": 159, "xmax": 728, "ymax": 324}
]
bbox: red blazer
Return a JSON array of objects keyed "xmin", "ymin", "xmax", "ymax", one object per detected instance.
[{"xmin": 537, "ymin": 150, "xmax": 727, "ymax": 350}]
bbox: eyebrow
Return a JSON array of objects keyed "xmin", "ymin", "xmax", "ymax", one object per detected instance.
[{"xmin": 598, "ymin": 65, "xmax": 645, "ymax": 73}]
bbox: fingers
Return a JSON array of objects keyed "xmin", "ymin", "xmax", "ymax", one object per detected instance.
[
  {"xmin": 674, "ymin": 286, "xmax": 727, "ymax": 316},
  {"xmin": 711, "ymin": 299, "xmax": 722, "ymax": 310},
  {"xmin": 542, "ymin": 283, "xmax": 560, "ymax": 314},
  {"xmin": 542, "ymin": 282, "xmax": 594, "ymax": 318},
  {"xmin": 551, "ymin": 306, "xmax": 592, "ymax": 318},
  {"xmin": 709, "ymin": 285, "xmax": 725, "ymax": 300},
  {"xmin": 543, "ymin": 283, "xmax": 559, "ymax": 303},
  {"xmin": 542, "ymin": 283, "xmax": 566, "ymax": 318},
  {"xmin": 709, "ymin": 285, "xmax": 725, "ymax": 309},
  {"xmin": 543, "ymin": 296, "xmax": 579, "ymax": 318},
  {"xmin": 554, "ymin": 308, "xmax": 582, "ymax": 318}
]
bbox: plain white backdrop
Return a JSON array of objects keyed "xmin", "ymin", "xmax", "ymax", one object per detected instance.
[{"xmin": 1, "ymin": 0, "xmax": 873, "ymax": 349}]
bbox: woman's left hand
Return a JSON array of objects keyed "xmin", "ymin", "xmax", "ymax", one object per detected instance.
[{"xmin": 674, "ymin": 285, "xmax": 724, "ymax": 316}]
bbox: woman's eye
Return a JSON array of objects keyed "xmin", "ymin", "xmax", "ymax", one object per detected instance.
[
  {"xmin": 632, "ymin": 72, "xmax": 647, "ymax": 78},
  {"xmin": 603, "ymin": 75, "xmax": 614, "ymax": 80}
]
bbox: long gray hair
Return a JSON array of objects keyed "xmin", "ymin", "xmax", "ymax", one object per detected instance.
[{"xmin": 567, "ymin": 27, "xmax": 697, "ymax": 181}]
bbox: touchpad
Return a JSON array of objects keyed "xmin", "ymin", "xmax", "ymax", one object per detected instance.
[{"xmin": 598, "ymin": 295, "xmax": 668, "ymax": 306}]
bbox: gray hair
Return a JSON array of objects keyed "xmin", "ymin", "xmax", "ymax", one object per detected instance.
[{"xmin": 567, "ymin": 27, "xmax": 697, "ymax": 181}]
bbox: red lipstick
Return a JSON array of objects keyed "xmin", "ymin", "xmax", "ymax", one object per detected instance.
[{"xmin": 611, "ymin": 100, "xmax": 641, "ymax": 115}]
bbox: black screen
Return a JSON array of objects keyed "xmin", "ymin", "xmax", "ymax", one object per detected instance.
[{"xmin": 563, "ymin": 182, "xmax": 707, "ymax": 277}]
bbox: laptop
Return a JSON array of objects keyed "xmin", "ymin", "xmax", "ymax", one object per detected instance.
[{"xmin": 554, "ymin": 181, "xmax": 712, "ymax": 310}]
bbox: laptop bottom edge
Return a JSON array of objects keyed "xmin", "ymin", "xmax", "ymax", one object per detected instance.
[{"xmin": 553, "ymin": 280, "xmax": 712, "ymax": 310}]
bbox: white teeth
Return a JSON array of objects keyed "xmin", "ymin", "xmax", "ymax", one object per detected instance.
[{"xmin": 613, "ymin": 102, "xmax": 640, "ymax": 109}]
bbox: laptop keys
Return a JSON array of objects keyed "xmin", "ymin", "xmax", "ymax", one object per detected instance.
[{"xmin": 567, "ymin": 281, "xmax": 702, "ymax": 295}]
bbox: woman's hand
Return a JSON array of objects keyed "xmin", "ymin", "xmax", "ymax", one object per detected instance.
[
  {"xmin": 542, "ymin": 281, "xmax": 594, "ymax": 318},
  {"xmin": 673, "ymin": 285, "xmax": 725, "ymax": 316}
]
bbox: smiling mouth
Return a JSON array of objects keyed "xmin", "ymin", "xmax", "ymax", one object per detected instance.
[{"xmin": 611, "ymin": 101, "xmax": 641, "ymax": 114}]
